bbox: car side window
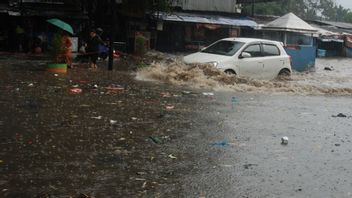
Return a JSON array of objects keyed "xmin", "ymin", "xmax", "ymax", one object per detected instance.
[
  {"xmin": 243, "ymin": 44, "xmax": 261, "ymax": 57},
  {"xmin": 263, "ymin": 44, "xmax": 280, "ymax": 56}
]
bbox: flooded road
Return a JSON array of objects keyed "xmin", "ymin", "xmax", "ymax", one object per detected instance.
[
  {"xmin": 1, "ymin": 54, "xmax": 352, "ymax": 197},
  {"xmin": 179, "ymin": 93, "xmax": 352, "ymax": 198}
]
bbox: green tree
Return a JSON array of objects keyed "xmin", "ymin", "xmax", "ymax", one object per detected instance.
[{"xmin": 242, "ymin": 0, "xmax": 352, "ymax": 23}]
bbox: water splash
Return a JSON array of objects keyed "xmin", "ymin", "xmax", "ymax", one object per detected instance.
[{"xmin": 136, "ymin": 52, "xmax": 352, "ymax": 96}]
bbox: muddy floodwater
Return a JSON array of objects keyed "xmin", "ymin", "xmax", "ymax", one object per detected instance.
[
  {"xmin": 1, "ymin": 54, "xmax": 352, "ymax": 197},
  {"xmin": 137, "ymin": 55, "xmax": 352, "ymax": 95}
]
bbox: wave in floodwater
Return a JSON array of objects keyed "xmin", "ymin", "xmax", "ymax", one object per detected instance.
[{"xmin": 136, "ymin": 52, "xmax": 352, "ymax": 95}]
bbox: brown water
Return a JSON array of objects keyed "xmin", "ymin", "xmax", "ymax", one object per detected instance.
[{"xmin": 137, "ymin": 54, "xmax": 352, "ymax": 95}]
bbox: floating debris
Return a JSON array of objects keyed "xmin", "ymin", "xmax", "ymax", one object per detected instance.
[
  {"xmin": 281, "ymin": 136, "xmax": 289, "ymax": 145},
  {"xmin": 165, "ymin": 105, "xmax": 175, "ymax": 110},
  {"xmin": 91, "ymin": 116, "xmax": 102, "ymax": 120},
  {"xmin": 168, "ymin": 154, "xmax": 177, "ymax": 159},
  {"xmin": 104, "ymin": 84, "xmax": 125, "ymax": 92},
  {"xmin": 160, "ymin": 92, "xmax": 171, "ymax": 98},
  {"xmin": 203, "ymin": 92, "xmax": 214, "ymax": 96},
  {"xmin": 149, "ymin": 136, "xmax": 162, "ymax": 144},
  {"xmin": 243, "ymin": 164, "xmax": 257, "ymax": 169},
  {"xmin": 70, "ymin": 88, "xmax": 82, "ymax": 94},
  {"xmin": 332, "ymin": 113, "xmax": 348, "ymax": 118},
  {"xmin": 324, "ymin": 66, "xmax": 333, "ymax": 71},
  {"xmin": 110, "ymin": 120, "xmax": 117, "ymax": 125},
  {"xmin": 211, "ymin": 141, "xmax": 229, "ymax": 147},
  {"xmin": 142, "ymin": 181, "xmax": 147, "ymax": 188}
]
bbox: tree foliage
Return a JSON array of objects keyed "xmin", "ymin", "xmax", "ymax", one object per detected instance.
[{"xmin": 243, "ymin": 0, "xmax": 352, "ymax": 23}]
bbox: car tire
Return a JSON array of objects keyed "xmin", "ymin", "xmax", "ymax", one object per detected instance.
[
  {"xmin": 278, "ymin": 69, "xmax": 291, "ymax": 76},
  {"xmin": 277, "ymin": 69, "xmax": 291, "ymax": 80},
  {"xmin": 225, "ymin": 69, "xmax": 236, "ymax": 75}
]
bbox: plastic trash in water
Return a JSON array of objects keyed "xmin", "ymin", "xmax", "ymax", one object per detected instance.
[
  {"xmin": 91, "ymin": 116, "xmax": 102, "ymax": 120},
  {"xmin": 160, "ymin": 92, "xmax": 171, "ymax": 98},
  {"xmin": 203, "ymin": 92, "xmax": 214, "ymax": 96},
  {"xmin": 165, "ymin": 105, "xmax": 175, "ymax": 110},
  {"xmin": 231, "ymin": 97, "xmax": 238, "ymax": 110},
  {"xmin": 149, "ymin": 136, "xmax": 162, "ymax": 144},
  {"xmin": 105, "ymin": 84, "xmax": 124, "ymax": 92},
  {"xmin": 332, "ymin": 113, "xmax": 348, "ymax": 118},
  {"xmin": 168, "ymin": 154, "xmax": 177, "ymax": 159},
  {"xmin": 70, "ymin": 88, "xmax": 82, "ymax": 94},
  {"xmin": 110, "ymin": 120, "xmax": 117, "ymax": 125},
  {"xmin": 211, "ymin": 141, "xmax": 229, "ymax": 147},
  {"xmin": 281, "ymin": 136, "xmax": 289, "ymax": 145}
]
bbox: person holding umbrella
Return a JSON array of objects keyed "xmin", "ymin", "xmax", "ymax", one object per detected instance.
[
  {"xmin": 62, "ymin": 31, "xmax": 72, "ymax": 67},
  {"xmin": 47, "ymin": 18, "xmax": 74, "ymax": 68}
]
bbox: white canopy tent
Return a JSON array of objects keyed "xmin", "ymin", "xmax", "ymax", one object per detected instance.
[{"xmin": 262, "ymin": 12, "xmax": 317, "ymax": 34}]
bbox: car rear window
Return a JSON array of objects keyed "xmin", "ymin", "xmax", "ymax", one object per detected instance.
[
  {"xmin": 202, "ymin": 41, "xmax": 245, "ymax": 56},
  {"xmin": 263, "ymin": 44, "xmax": 280, "ymax": 56}
]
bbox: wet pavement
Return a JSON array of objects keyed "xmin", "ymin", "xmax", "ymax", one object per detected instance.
[
  {"xmin": 1, "ymin": 54, "xmax": 352, "ymax": 197},
  {"xmin": 181, "ymin": 93, "xmax": 352, "ymax": 198}
]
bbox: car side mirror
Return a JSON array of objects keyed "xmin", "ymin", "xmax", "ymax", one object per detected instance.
[{"xmin": 239, "ymin": 52, "xmax": 251, "ymax": 59}]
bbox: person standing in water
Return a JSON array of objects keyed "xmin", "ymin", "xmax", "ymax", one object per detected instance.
[{"xmin": 86, "ymin": 29, "xmax": 104, "ymax": 69}]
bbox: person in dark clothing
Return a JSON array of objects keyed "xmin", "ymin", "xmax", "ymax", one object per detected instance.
[{"xmin": 86, "ymin": 29, "xmax": 105, "ymax": 69}]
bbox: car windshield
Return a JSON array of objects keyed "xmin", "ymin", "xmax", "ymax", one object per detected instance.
[{"xmin": 202, "ymin": 41, "xmax": 245, "ymax": 56}]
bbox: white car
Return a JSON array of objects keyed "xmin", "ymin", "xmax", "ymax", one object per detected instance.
[{"xmin": 183, "ymin": 37, "xmax": 292, "ymax": 80}]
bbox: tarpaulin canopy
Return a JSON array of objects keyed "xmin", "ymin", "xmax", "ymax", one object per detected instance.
[
  {"xmin": 157, "ymin": 12, "xmax": 257, "ymax": 27},
  {"xmin": 262, "ymin": 12, "xmax": 317, "ymax": 33}
]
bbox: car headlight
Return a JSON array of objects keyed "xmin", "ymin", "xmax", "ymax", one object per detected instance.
[{"xmin": 207, "ymin": 61, "xmax": 219, "ymax": 67}]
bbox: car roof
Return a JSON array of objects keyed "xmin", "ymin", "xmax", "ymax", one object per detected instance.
[{"xmin": 221, "ymin": 37, "xmax": 281, "ymax": 44}]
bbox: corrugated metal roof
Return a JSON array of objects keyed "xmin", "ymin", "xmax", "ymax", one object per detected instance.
[
  {"xmin": 178, "ymin": 0, "xmax": 239, "ymax": 13},
  {"xmin": 158, "ymin": 12, "xmax": 257, "ymax": 27},
  {"xmin": 314, "ymin": 20, "xmax": 352, "ymax": 30},
  {"xmin": 237, "ymin": 0, "xmax": 280, "ymax": 3}
]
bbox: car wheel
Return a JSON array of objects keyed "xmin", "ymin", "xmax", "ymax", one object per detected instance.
[
  {"xmin": 225, "ymin": 69, "xmax": 236, "ymax": 75},
  {"xmin": 277, "ymin": 69, "xmax": 291, "ymax": 80}
]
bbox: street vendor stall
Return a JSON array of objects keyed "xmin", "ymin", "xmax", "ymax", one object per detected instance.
[{"xmin": 261, "ymin": 13, "xmax": 318, "ymax": 71}]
